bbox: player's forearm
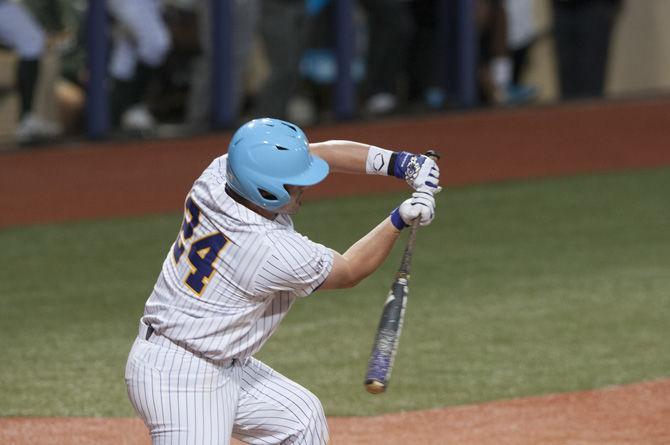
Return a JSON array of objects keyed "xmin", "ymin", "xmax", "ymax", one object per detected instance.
[
  {"xmin": 341, "ymin": 218, "xmax": 400, "ymax": 286},
  {"xmin": 310, "ymin": 142, "xmax": 441, "ymax": 196},
  {"xmin": 320, "ymin": 190, "xmax": 435, "ymax": 291},
  {"xmin": 309, "ymin": 140, "xmax": 370, "ymax": 174}
]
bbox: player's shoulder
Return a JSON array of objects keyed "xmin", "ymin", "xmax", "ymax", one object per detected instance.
[
  {"xmin": 262, "ymin": 226, "xmax": 326, "ymax": 261},
  {"xmin": 263, "ymin": 224, "xmax": 308, "ymax": 245},
  {"xmin": 255, "ymin": 225, "xmax": 334, "ymax": 297},
  {"xmin": 199, "ymin": 154, "xmax": 228, "ymax": 183},
  {"xmin": 189, "ymin": 155, "xmax": 229, "ymax": 204}
]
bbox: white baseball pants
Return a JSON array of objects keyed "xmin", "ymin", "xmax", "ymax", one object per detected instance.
[{"xmin": 125, "ymin": 330, "xmax": 329, "ymax": 444}]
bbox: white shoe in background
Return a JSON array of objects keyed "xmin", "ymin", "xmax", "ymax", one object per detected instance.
[
  {"xmin": 365, "ymin": 93, "xmax": 398, "ymax": 116},
  {"xmin": 287, "ymin": 96, "xmax": 318, "ymax": 127},
  {"xmin": 121, "ymin": 104, "xmax": 156, "ymax": 132},
  {"xmin": 15, "ymin": 113, "xmax": 62, "ymax": 144}
]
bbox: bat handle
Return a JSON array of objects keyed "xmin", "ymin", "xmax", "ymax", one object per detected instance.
[{"xmin": 402, "ymin": 150, "xmax": 439, "ymax": 270}]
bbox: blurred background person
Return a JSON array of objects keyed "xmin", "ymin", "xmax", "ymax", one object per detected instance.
[
  {"xmin": 107, "ymin": 0, "xmax": 172, "ymax": 133},
  {"xmin": 25, "ymin": 0, "xmax": 89, "ymax": 136},
  {"xmin": 406, "ymin": 0, "xmax": 445, "ymax": 112},
  {"xmin": 504, "ymin": 0, "xmax": 539, "ymax": 104},
  {"xmin": 31, "ymin": 0, "xmax": 199, "ymax": 137},
  {"xmin": 476, "ymin": 0, "xmax": 513, "ymax": 106},
  {"xmin": 0, "ymin": 0, "xmax": 61, "ymax": 143},
  {"xmin": 552, "ymin": 0, "xmax": 623, "ymax": 100},
  {"xmin": 283, "ymin": 0, "xmax": 363, "ymax": 125},
  {"xmin": 252, "ymin": 0, "xmax": 309, "ymax": 121},
  {"xmin": 359, "ymin": 0, "xmax": 413, "ymax": 116},
  {"xmin": 186, "ymin": 0, "xmax": 259, "ymax": 129}
]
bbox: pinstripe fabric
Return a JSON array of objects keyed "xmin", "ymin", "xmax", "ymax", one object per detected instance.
[
  {"xmin": 126, "ymin": 155, "xmax": 332, "ymax": 444},
  {"xmin": 234, "ymin": 358, "xmax": 329, "ymax": 444},
  {"xmin": 126, "ymin": 337, "xmax": 329, "ymax": 444},
  {"xmin": 126, "ymin": 336, "xmax": 238, "ymax": 444},
  {"xmin": 141, "ymin": 155, "xmax": 333, "ymax": 363}
]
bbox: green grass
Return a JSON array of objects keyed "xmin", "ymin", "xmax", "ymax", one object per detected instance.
[{"xmin": 1, "ymin": 167, "xmax": 669, "ymax": 417}]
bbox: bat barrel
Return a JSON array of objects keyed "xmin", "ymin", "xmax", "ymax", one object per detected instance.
[{"xmin": 364, "ymin": 279, "xmax": 408, "ymax": 394}]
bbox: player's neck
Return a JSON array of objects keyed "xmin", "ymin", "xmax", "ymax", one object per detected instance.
[{"xmin": 225, "ymin": 185, "xmax": 278, "ymax": 220}]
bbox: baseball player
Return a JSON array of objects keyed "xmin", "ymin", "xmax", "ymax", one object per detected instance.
[{"xmin": 125, "ymin": 117, "xmax": 441, "ymax": 444}]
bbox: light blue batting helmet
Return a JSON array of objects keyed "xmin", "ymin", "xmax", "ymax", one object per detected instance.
[{"xmin": 226, "ymin": 118, "xmax": 329, "ymax": 210}]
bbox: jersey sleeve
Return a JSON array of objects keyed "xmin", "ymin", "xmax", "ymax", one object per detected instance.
[{"xmin": 254, "ymin": 231, "xmax": 334, "ymax": 298}]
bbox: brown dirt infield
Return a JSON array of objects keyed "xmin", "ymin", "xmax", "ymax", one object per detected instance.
[
  {"xmin": 2, "ymin": 379, "xmax": 669, "ymax": 444},
  {"xmin": 1, "ymin": 98, "xmax": 669, "ymax": 443}
]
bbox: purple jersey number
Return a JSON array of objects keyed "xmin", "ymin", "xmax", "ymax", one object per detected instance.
[{"xmin": 173, "ymin": 197, "xmax": 229, "ymax": 296}]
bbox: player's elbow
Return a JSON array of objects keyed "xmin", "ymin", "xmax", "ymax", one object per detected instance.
[
  {"xmin": 321, "ymin": 265, "xmax": 363, "ymax": 290},
  {"xmin": 340, "ymin": 270, "xmax": 364, "ymax": 289},
  {"xmin": 338, "ymin": 255, "xmax": 377, "ymax": 288},
  {"xmin": 319, "ymin": 252, "xmax": 367, "ymax": 290}
]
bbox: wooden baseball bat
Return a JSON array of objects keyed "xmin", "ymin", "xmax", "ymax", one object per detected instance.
[{"xmin": 364, "ymin": 150, "xmax": 440, "ymax": 394}]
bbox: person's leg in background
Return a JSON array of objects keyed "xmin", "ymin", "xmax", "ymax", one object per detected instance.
[
  {"xmin": 254, "ymin": 0, "xmax": 308, "ymax": 120},
  {"xmin": 406, "ymin": 0, "xmax": 446, "ymax": 110},
  {"xmin": 503, "ymin": 0, "xmax": 538, "ymax": 104},
  {"xmin": 0, "ymin": 0, "xmax": 60, "ymax": 143},
  {"xmin": 359, "ymin": 0, "xmax": 413, "ymax": 116},
  {"xmin": 108, "ymin": 0, "xmax": 171, "ymax": 131},
  {"xmin": 185, "ymin": 0, "xmax": 212, "ymax": 127},
  {"xmin": 572, "ymin": 0, "xmax": 620, "ymax": 98},
  {"xmin": 552, "ymin": 0, "xmax": 580, "ymax": 99},
  {"xmin": 477, "ymin": 0, "xmax": 514, "ymax": 105},
  {"xmin": 109, "ymin": 34, "xmax": 140, "ymax": 126},
  {"xmin": 186, "ymin": 0, "xmax": 259, "ymax": 128},
  {"xmin": 552, "ymin": 0, "xmax": 619, "ymax": 100},
  {"xmin": 222, "ymin": 0, "xmax": 259, "ymax": 120}
]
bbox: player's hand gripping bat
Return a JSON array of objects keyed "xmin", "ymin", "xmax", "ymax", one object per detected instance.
[{"xmin": 364, "ymin": 150, "xmax": 440, "ymax": 394}]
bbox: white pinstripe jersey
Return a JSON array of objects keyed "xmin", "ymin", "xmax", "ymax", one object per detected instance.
[{"xmin": 141, "ymin": 155, "xmax": 333, "ymax": 362}]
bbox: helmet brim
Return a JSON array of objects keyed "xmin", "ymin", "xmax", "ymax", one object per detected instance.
[{"xmin": 282, "ymin": 155, "xmax": 329, "ymax": 187}]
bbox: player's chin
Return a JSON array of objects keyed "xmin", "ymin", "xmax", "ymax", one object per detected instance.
[{"xmin": 277, "ymin": 202, "xmax": 301, "ymax": 215}]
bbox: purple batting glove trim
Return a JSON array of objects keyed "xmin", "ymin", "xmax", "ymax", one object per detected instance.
[
  {"xmin": 390, "ymin": 207, "xmax": 407, "ymax": 230},
  {"xmin": 392, "ymin": 151, "xmax": 416, "ymax": 179}
]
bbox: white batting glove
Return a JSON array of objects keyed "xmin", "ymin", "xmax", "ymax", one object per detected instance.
[
  {"xmin": 410, "ymin": 155, "xmax": 442, "ymax": 194},
  {"xmin": 366, "ymin": 147, "xmax": 442, "ymax": 194},
  {"xmin": 393, "ymin": 152, "xmax": 442, "ymax": 194},
  {"xmin": 390, "ymin": 190, "xmax": 436, "ymax": 230}
]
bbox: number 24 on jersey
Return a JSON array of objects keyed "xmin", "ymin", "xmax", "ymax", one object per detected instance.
[{"xmin": 172, "ymin": 197, "xmax": 229, "ymax": 296}]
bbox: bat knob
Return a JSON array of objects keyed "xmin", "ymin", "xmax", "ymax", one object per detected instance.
[
  {"xmin": 365, "ymin": 380, "xmax": 386, "ymax": 394},
  {"xmin": 424, "ymin": 149, "xmax": 441, "ymax": 161}
]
